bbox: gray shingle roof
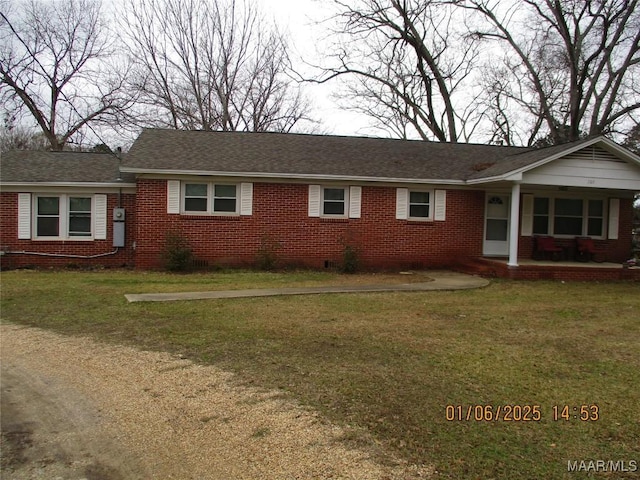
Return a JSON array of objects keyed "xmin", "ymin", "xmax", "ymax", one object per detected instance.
[
  {"xmin": 0, "ymin": 150, "xmax": 134, "ymax": 184},
  {"xmin": 123, "ymin": 129, "xmax": 536, "ymax": 182}
]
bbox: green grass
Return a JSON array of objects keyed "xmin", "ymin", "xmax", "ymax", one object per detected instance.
[{"xmin": 2, "ymin": 269, "xmax": 639, "ymax": 479}]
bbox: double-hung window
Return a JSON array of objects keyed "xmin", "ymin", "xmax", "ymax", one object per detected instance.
[
  {"xmin": 35, "ymin": 195, "xmax": 93, "ymax": 239},
  {"xmin": 214, "ymin": 185, "xmax": 238, "ymax": 213},
  {"xmin": 533, "ymin": 197, "xmax": 550, "ymax": 235},
  {"xmin": 182, "ymin": 182, "xmax": 238, "ymax": 215},
  {"xmin": 36, "ymin": 197, "xmax": 61, "ymax": 237},
  {"xmin": 408, "ymin": 191, "xmax": 431, "ymax": 220},
  {"xmin": 554, "ymin": 198, "xmax": 584, "ymax": 235},
  {"xmin": 322, "ymin": 187, "xmax": 347, "ymax": 216},
  {"xmin": 587, "ymin": 200, "xmax": 604, "ymax": 237},
  {"xmin": 184, "ymin": 183, "xmax": 208, "ymax": 212},
  {"xmin": 308, "ymin": 185, "xmax": 360, "ymax": 219}
]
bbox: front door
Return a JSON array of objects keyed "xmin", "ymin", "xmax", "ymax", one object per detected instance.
[{"xmin": 483, "ymin": 194, "xmax": 510, "ymax": 256}]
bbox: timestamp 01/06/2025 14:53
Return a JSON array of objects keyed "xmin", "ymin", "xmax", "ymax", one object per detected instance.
[{"xmin": 444, "ymin": 404, "xmax": 600, "ymax": 422}]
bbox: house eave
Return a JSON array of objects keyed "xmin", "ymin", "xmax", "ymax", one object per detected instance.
[
  {"xmin": 119, "ymin": 168, "xmax": 467, "ymax": 185},
  {"xmin": 466, "ymin": 137, "xmax": 640, "ymax": 185},
  {"xmin": 0, "ymin": 181, "xmax": 137, "ymax": 189}
]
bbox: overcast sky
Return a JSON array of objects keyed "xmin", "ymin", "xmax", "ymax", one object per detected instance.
[{"xmin": 253, "ymin": 0, "xmax": 378, "ymax": 137}]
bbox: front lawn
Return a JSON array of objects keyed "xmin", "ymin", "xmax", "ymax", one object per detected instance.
[{"xmin": 1, "ymin": 270, "xmax": 638, "ymax": 479}]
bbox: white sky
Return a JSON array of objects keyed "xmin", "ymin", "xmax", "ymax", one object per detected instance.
[{"xmin": 255, "ymin": 0, "xmax": 377, "ymax": 137}]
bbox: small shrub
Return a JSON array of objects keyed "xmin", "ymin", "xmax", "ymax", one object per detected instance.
[
  {"xmin": 162, "ymin": 232, "xmax": 194, "ymax": 272},
  {"xmin": 342, "ymin": 243, "xmax": 359, "ymax": 274},
  {"xmin": 256, "ymin": 234, "xmax": 282, "ymax": 271}
]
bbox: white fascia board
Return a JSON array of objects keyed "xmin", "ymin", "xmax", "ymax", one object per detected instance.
[{"xmin": 119, "ymin": 168, "xmax": 466, "ymax": 186}]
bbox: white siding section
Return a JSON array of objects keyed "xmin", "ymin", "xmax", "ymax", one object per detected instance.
[
  {"xmin": 349, "ymin": 186, "xmax": 362, "ymax": 219},
  {"xmin": 396, "ymin": 188, "xmax": 408, "ymax": 220},
  {"xmin": 434, "ymin": 190, "xmax": 446, "ymax": 221},
  {"xmin": 240, "ymin": 182, "xmax": 253, "ymax": 216},
  {"xmin": 522, "ymin": 146, "xmax": 640, "ymax": 190},
  {"xmin": 608, "ymin": 198, "xmax": 620, "ymax": 240},
  {"xmin": 308, "ymin": 185, "xmax": 321, "ymax": 217},
  {"xmin": 167, "ymin": 180, "xmax": 180, "ymax": 214},
  {"xmin": 94, "ymin": 194, "xmax": 108, "ymax": 240},
  {"xmin": 17, "ymin": 193, "xmax": 31, "ymax": 239},
  {"xmin": 521, "ymin": 194, "xmax": 533, "ymax": 236}
]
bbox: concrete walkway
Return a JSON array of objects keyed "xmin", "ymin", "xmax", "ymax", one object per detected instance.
[{"xmin": 125, "ymin": 271, "xmax": 489, "ymax": 303}]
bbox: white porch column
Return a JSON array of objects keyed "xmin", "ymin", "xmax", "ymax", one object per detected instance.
[{"xmin": 508, "ymin": 183, "xmax": 521, "ymax": 267}]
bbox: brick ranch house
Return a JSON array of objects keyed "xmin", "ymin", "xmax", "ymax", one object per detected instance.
[{"xmin": 2, "ymin": 129, "xmax": 640, "ymax": 280}]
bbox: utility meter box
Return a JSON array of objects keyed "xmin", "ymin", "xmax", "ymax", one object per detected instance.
[
  {"xmin": 113, "ymin": 208, "xmax": 126, "ymax": 247},
  {"xmin": 113, "ymin": 208, "xmax": 126, "ymax": 221}
]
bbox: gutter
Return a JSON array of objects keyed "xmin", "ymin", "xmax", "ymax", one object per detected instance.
[{"xmin": 118, "ymin": 168, "xmax": 466, "ymax": 186}]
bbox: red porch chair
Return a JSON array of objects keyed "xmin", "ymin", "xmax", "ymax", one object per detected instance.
[
  {"xmin": 533, "ymin": 236, "xmax": 564, "ymax": 261},
  {"xmin": 575, "ymin": 237, "xmax": 605, "ymax": 262}
]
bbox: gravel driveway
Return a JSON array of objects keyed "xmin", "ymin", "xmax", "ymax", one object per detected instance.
[{"xmin": 1, "ymin": 324, "xmax": 433, "ymax": 479}]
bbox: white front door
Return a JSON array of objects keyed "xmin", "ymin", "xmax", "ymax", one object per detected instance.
[{"xmin": 483, "ymin": 194, "xmax": 510, "ymax": 256}]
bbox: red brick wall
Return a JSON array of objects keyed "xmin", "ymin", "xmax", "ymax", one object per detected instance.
[
  {"xmin": 135, "ymin": 180, "xmax": 486, "ymax": 270},
  {"xmin": 4, "ymin": 182, "xmax": 632, "ymax": 273},
  {"xmin": 0, "ymin": 192, "xmax": 136, "ymax": 269}
]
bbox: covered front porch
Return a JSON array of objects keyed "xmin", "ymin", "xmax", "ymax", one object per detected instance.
[{"xmin": 476, "ymin": 138, "xmax": 639, "ymax": 279}]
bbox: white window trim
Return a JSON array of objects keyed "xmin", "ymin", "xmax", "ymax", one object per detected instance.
[
  {"xmin": 180, "ymin": 181, "xmax": 250, "ymax": 216},
  {"xmin": 32, "ymin": 194, "xmax": 97, "ymax": 241},
  {"xmin": 397, "ymin": 188, "xmax": 444, "ymax": 222},
  {"xmin": 320, "ymin": 186, "xmax": 349, "ymax": 218},
  {"xmin": 530, "ymin": 195, "xmax": 608, "ymax": 240},
  {"xmin": 407, "ymin": 189, "xmax": 434, "ymax": 221},
  {"xmin": 212, "ymin": 184, "xmax": 239, "ymax": 215},
  {"xmin": 183, "ymin": 182, "xmax": 209, "ymax": 213}
]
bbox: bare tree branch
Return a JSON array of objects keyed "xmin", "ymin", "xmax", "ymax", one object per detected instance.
[
  {"xmin": 461, "ymin": 0, "xmax": 640, "ymax": 145},
  {"xmin": 314, "ymin": 0, "xmax": 480, "ymax": 142},
  {"xmin": 121, "ymin": 0, "xmax": 312, "ymax": 133},
  {"xmin": 1, "ymin": 0, "xmax": 131, "ymax": 150}
]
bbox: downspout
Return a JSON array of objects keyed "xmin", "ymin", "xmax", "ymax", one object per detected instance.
[
  {"xmin": 116, "ymin": 146, "xmax": 123, "ymax": 207},
  {"xmin": 508, "ymin": 182, "xmax": 521, "ymax": 267}
]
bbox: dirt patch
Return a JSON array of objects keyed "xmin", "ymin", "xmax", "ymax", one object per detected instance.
[
  {"xmin": 1, "ymin": 356, "xmax": 139, "ymax": 479},
  {"xmin": 1, "ymin": 324, "xmax": 433, "ymax": 479}
]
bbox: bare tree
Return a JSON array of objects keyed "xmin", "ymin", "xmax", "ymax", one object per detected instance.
[
  {"xmin": 122, "ymin": 0, "xmax": 311, "ymax": 133},
  {"xmin": 0, "ymin": 0, "xmax": 132, "ymax": 150},
  {"xmin": 460, "ymin": 0, "xmax": 640, "ymax": 146},
  {"xmin": 0, "ymin": 113, "xmax": 49, "ymax": 152},
  {"xmin": 314, "ymin": 0, "xmax": 481, "ymax": 142}
]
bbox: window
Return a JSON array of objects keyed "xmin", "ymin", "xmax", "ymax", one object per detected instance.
[
  {"xmin": 530, "ymin": 196, "xmax": 606, "ymax": 238},
  {"xmin": 36, "ymin": 197, "xmax": 60, "ymax": 237},
  {"xmin": 182, "ymin": 182, "xmax": 238, "ymax": 214},
  {"xmin": 308, "ymin": 185, "xmax": 360, "ymax": 219},
  {"xmin": 322, "ymin": 187, "xmax": 346, "ymax": 216},
  {"xmin": 409, "ymin": 191, "xmax": 431, "ymax": 219},
  {"xmin": 587, "ymin": 200, "xmax": 604, "ymax": 236},
  {"xmin": 533, "ymin": 197, "xmax": 549, "ymax": 235},
  {"xmin": 554, "ymin": 198, "xmax": 583, "ymax": 235},
  {"xmin": 184, "ymin": 183, "xmax": 208, "ymax": 212},
  {"xmin": 213, "ymin": 184, "xmax": 237, "ymax": 213},
  {"xmin": 35, "ymin": 195, "xmax": 93, "ymax": 239},
  {"xmin": 68, "ymin": 197, "xmax": 92, "ymax": 237}
]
